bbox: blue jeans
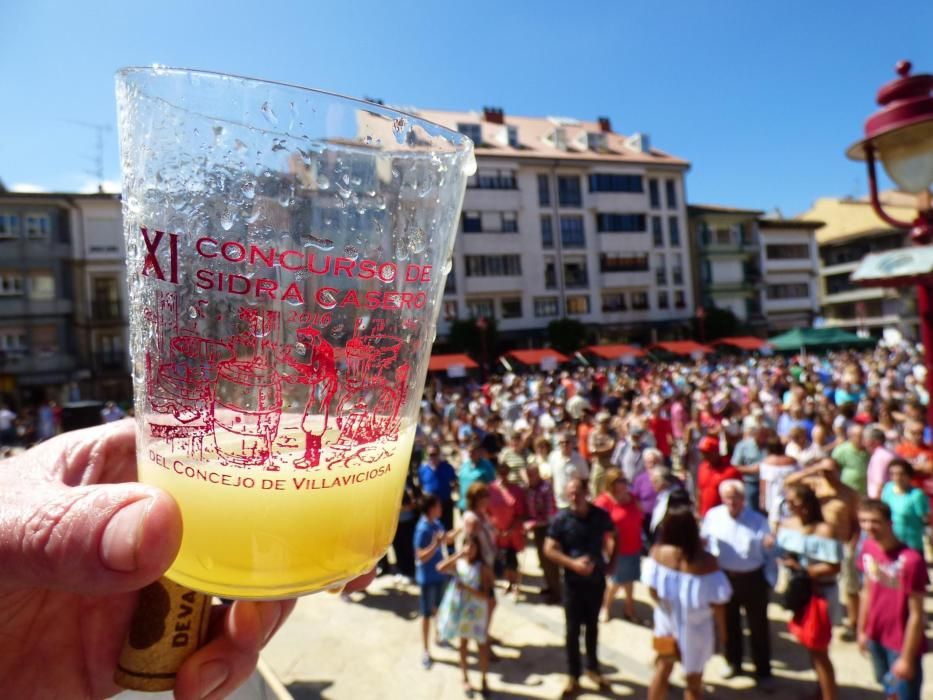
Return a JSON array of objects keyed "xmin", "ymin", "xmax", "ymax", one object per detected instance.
[{"xmin": 867, "ymin": 640, "xmax": 922, "ymax": 700}]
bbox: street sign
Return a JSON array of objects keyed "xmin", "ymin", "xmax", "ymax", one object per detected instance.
[{"xmin": 852, "ymin": 245, "xmax": 933, "ymax": 286}]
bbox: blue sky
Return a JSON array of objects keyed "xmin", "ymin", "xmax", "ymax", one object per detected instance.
[{"xmin": 2, "ymin": 0, "xmax": 931, "ymax": 215}]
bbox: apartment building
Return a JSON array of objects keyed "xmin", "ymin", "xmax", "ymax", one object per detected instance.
[
  {"xmin": 800, "ymin": 192, "xmax": 918, "ymax": 336},
  {"xmin": 688, "ymin": 205, "xmax": 765, "ymax": 329},
  {"xmin": 757, "ymin": 218, "xmax": 821, "ymax": 331},
  {"xmin": 0, "ymin": 189, "xmax": 79, "ymax": 406},
  {"xmin": 414, "ymin": 108, "xmax": 694, "ymax": 345}
]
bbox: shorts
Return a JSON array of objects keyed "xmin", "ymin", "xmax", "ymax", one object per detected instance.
[
  {"xmin": 611, "ymin": 554, "xmax": 641, "ymax": 584},
  {"xmin": 839, "ymin": 542, "xmax": 861, "ymax": 597},
  {"xmin": 498, "ymin": 548, "xmax": 519, "ymax": 572},
  {"xmin": 419, "ymin": 580, "xmax": 446, "ymax": 617}
]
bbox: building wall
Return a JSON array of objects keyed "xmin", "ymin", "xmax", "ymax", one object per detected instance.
[{"xmin": 759, "ymin": 223, "xmax": 820, "ymax": 331}]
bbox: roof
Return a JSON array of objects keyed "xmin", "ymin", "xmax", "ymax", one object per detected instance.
[
  {"xmin": 713, "ymin": 336, "xmax": 771, "ymax": 351},
  {"xmin": 506, "ymin": 349, "xmax": 569, "ymax": 365},
  {"xmin": 757, "ymin": 218, "xmax": 824, "ymax": 229},
  {"xmin": 585, "ymin": 344, "xmax": 646, "ymax": 360},
  {"xmin": 413, "ymin": 109, "xmax": 689, "ymax": 168},
  {"xmin": 427, "ymin": 353, "xmax": 478, "ymax": 372},
  {"xmin": 687, "ymin": 203, "xmax": 764, "ymax": 216},
  {"xmin": 650, "ymin": 341, "xmax": 714, "ymax": 356},
  {"xmin": 798, "ymin": 193, "xmax": 917, "ymax": 245}
]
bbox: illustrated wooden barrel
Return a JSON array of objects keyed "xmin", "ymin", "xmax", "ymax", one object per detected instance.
[{"xmin": 212, "ymin": 358, "xmax": 282, "ymax": 466}]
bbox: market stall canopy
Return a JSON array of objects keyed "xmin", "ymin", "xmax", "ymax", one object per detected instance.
[
  {"xmin": 768, "ymin": 327, "xmax": 876, "ymax": 351},
  {"xmin": 585, "ymin": 344, "xmax": 646, "ymax": 360},
  {"xmin": 505, "ymin": 349, "xmax": 570, "ymax": 368},
  {"xmin": 713, "ymin": 336, "xmax": 771, "ymax": 351},
  {"xmin": 650, "ymin": 341, "xmax": 714, "ymax": 356},
  {"xmin": 851, "ymin": 246, "xmax": 933, "ymax": 288},
  {"xmin": 427, "ymin": 353, "xmax": 479, "ymax": 372}
]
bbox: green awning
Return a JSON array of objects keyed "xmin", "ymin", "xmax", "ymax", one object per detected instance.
[{"xmin": 767, "ymin": 327, "xmax": 876, "ymax": 352}]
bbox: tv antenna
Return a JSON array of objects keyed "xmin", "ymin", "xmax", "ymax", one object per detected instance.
[{"xmin": 66, "ymin": 120, "xmax": 112, "ymax": 191}]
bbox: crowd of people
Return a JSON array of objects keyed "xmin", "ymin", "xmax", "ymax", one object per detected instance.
[{"xmin": 389, "ymin": 345, "xmax": 931, "ymax": 699}]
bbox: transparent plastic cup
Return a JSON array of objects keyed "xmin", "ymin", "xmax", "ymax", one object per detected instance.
[{"xmin": 115, "ymin": 67, "xmax": 474, "ymax": 598}]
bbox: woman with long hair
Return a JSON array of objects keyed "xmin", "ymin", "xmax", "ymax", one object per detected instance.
[
  {"xmin": 777, "ymin": 483, "xmax": 842, "ymax": 700},
  {"xmin": 642, "ymin": 504, "xmax": 732, "ymax": 700},
  {"xmin": 594, "ymin": 469, "xmax": 643, "ymax": 622}
]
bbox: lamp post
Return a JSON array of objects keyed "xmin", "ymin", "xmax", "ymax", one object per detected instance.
[{"xmin": 847, "ymin": 60, "xmax": 933, "ymax": 428}]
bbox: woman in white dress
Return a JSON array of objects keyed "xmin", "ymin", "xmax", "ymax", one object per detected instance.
[{"xmin": 642, "ymin": 504, "xmax": 733, "ymax": 700}]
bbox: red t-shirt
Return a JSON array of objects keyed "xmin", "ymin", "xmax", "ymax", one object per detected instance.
[
  {"xmin": 857, "ymin": 538, "xmax": 928, "ymax": 654},
  {"xmin": 593, "ymin": 493, "xmax": 642, "ymax": 556},
  {"xmin": 697, "ymin": 459, "xmax": 741, "ymax": 517},
  {"xmin": 648, "ymin": 416, "xmax": 673, "ymax": 457}
]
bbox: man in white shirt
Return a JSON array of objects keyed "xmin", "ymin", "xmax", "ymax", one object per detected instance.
[
  {"xmin": 549, "ymin": 432, "xmax": 590, "ymax": 509},
  {"xmin": 701, "ymin": 479, "xmax": 775, "ymax": 690}
]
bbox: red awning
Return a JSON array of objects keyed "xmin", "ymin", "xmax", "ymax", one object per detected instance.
[
  {"xmin": 713, "ymin": 336, "xmax": 771, "ymax": 351},
  {"xmin": 585, "ymin": 344, "xmax": 646, "ymax": 360},
  {"xmin": 506, "ymin": 349, "xmax": 569, "ymax": 365},
  {"xmin": 428, "ymin": 353, "xmax": 479, "ymax": 372},
  {"xmin": 650, "ymin": 341, "xmax": 714, "ymax": 356}
]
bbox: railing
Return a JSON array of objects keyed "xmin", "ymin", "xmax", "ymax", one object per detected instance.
[
  {"xmin": 95, "ymin": 352, "xmax": 126, "ymax": 370},
  {"xmin": 92, "ymin": 300, "xmax": 123, "ymax": 320}
]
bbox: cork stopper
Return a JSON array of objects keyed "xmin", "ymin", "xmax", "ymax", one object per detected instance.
[{"xmin": 114, "ymin": 577, "xmax": 212, "ymax": 692}]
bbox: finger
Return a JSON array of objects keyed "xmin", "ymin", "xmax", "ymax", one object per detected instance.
[
  {"xmin": 24, "ymin": 419, "xmax": 139, "ymax": 486},
  {"xmin": 0, "ymin": 481, "xmax": 181, "ymax": 593},
  {"xmin": 344, "ymin": 567, "xmax": 377, "ymax": 593},
  {"xmin": 174, "ymin": 600, "xmax": 293, "ymax": 700}
]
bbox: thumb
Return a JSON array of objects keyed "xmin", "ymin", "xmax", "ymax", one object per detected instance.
[{"xmin": 0, "ymin": 481, "xmax": 182, "ymax": 594}]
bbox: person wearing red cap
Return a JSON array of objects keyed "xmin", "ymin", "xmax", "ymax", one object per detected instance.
[{"xmin": 697, "ymin": 435, "xmax": 741, "ymax": 517}]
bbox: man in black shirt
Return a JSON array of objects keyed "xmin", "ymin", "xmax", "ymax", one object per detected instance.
[{"xmin": 545, "ymin": 477, "xmax": 616, "ymax": 696}]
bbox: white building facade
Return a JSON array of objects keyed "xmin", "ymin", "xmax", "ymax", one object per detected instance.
[
  {"xmin": 415, "ymin": 108, "xmax": 695, "ymax": 345},
  {"xmin": 758, "ymin": 219, "xmax": 821, "ymax": 331}
]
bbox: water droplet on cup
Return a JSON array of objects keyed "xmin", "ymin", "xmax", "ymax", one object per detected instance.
[
  {"xmin": 188, "ymin": 306, "xmax": 198, "ymax": 318},
  {"xmin": 374, "ymin": 195, "xmax": 386, "ymax": 210},
  {"xmin": 260, "ymin": 101, "xmax": 278, "ymax": 125},
  {"xmin": 295, "ymin": 342, "xmax": 307, "ymax": 356},
  {"xmin": 409, "ymin": 228, "xmax": 427, "ymax": 254},
  {"xmin": 343, "ymin": 244, "xmax": 359, "ymax": 260},
  {"xmin": 441, "ymin": 258, "xmax": 453, "ymax": 274},
  {"xmin": 316, "ymin": 174, "xmax": 330, "ymax": 190},
  {"xmin": 241, "ymin": 181, "xmax": 256, "ymax": 199},
  {"xmin": 221, "ymin": 208, "xmax": 236, "ymax": 230}
]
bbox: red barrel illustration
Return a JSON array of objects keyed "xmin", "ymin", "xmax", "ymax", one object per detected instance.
[{"xmin": 212, "ymin": 358, "xmax": 282, "ymax": 467}]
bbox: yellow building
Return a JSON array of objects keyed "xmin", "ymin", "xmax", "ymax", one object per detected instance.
[{"xmin": 799, "ymin": 192, "xmax": 919, "ymax": 336}]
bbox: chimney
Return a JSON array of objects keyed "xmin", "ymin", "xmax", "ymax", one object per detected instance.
[
  {"xmin": 483, "ymin": 107, "xmax": 505, "ymax": 124},
  {"xmin": 597, "ymin": 116, "xmax": 612, "ymax": 133}
]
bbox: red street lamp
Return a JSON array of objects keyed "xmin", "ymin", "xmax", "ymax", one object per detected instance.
[{"xmin": 847, "ymin": 60, "xmax": 933, "ymax": 428}]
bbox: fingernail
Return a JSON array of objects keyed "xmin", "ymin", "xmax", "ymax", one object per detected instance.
[
  {"xmin": 100, "ymin": 498, "xmax": 152, "ymax": 572},
  {"xmin": 259, "ymin": 602, "xmax": 284, "ymax": 645},
  {"xmin": 198, "ymin": 660, "xmax": 229, "ymax": 699}
]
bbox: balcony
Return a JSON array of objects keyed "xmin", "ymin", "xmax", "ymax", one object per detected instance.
[
  {"xmin": 0, "ymin": 352, "xmax": 75, "ymax": 375},
  {"xmin": 0, "ymin": 297, "xmax": 73, "ymax": 317},
  {"xmin": 95, "ymin": 351, "xmax": 127, "ymax": 371},
  {"xmin": 92, "ymin": 299, "xmax": 124, "ymax": 321}
]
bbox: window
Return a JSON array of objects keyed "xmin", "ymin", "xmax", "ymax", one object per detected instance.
[
  {"xmin": 466, "ymin": 298, "xmax": 494, "ymax": 318},
  {"xmin": 500, "ymin": 297, "xmax": 522, "ymax": 319},
  {"xmin": 538, "ymin": 174, "xmax": 551, "ymax": 206},
  {"xmin": 0, "ymin": 273, "xmax": 24, "ymax": 296},
  {"xmin": 675, "ymin": 290, "xmax": 686, "ymax": 309},
  {"xmin": 474, "ymin": 211, "xmax": 518, "ymax": 233},
  {"xmin": 444, "ymin": 271, "xmax": 457, "ymax": 294},
  {"xmin": 602, "ymin": 292, "xmax": 627, "ymax": 312},
  {"xmin": 507, "ymin": 126, "xmax": 519, "ymax": 148},
  {"xmin": 96, "ymin": 334, "xmax": 125, "ymax": 367},
  {"xmin": 652, "ymin": 217, "xmax": 664, "ymax": 247},
  {"xmin": 443, "ymin": 300, "xmax": 458, "ymax": 319},
  {"xmin": 668, "ymin": 216, "xmax": 680, "ymax": 246},
  {"xmin": 588, "ymin": 173, "xmax": 644, "ymax": 193},
  {"xmin": 32, "ymin": 325, "xmax": 59, "ymax": 357},
  {"xmin": 655, "ymin": 253, "xmax": 667, "ymax": 285},
  {"xmin": 826, "ymin": 271, "xmax": 856, "ymax": 295},
  {"xmin": 0, "ymin": 213, "xmax": 19, "ymax": 238},
  {"xmin": 672, "ymin": 253, "xmax": 684, "ymax": 285},
  {"xmin": 534, "ymin": 297, "xmax": 559, "ymax": 318},
  {"xmin": 501, "ymin": 212, "xmax": 518, "ymax": 233},
  {"xmin": 596, "ymin": 213, "xmax": 646, "ymax": 233},
  {"xmin": 649, "ymin": 179, "xmax": 660, "ymax": 209},
  {"xmin": 560, "ymin": 216, "xmax": 585, "ymax": 247},
  {"xmin": 586, "ymin": 132, "xmax": 607, "ymax": 151},
  {"xmin": 766, "ymin": 243, "xmax": 810, "ymax": 260},
  {"xmin": 665, "ymin": 179, "xmax": 677, "ymax": 209},
  {"xmin": 471, "ymin": 169, "xmax": 517, "ymax": 190},
  {"xmin": 464, "ymin": 255, "xmax": 522, "ymax": 276},
  {"xmin": 462, "ymin": 211, "xmax": 482, "ymax": 233},
  {"xmin": 766, "ymin": 283, "xmax": 810, "ymax": 299},
  {"xmin": 0, "ymin": 328, "xmax": 27, "ymax": 354},
  {"xmin": 541, "ymin": 216, "xmax": 554, "ymax": 248},
  {"xmin": 631, "ymin": 291, "xmax": 649, "ymax": 310},
  {"xmin": 658, "ymin": 290, "xmax": 669, "ymax": 309},
  {"xmin": 29, "ymin": 273, "xmax": 55, "ymax": 300},
  {"xmin": 701, "ymin": 260, "xmax": 712, "ymax": 284},
  {"xmin": 25, "ymin": 213, "xmax": 51, "ymax": 239},
  {"xmin": 600, "ymin": 253, "xmax": 649, "ymax": 272},
  {"xmin": 563, "ymin": 260, "xmax": 589, "ymax": 288},
  {"xmin": 544, "ymin": 259, "xmax": 557, "ymax": 289},
  {"xmin": 566, "ymin": 295, "xmax": 590, "ymax": 315},
  {"xmin": 557, "ymin": 176, "xmax": 582, "ymax": 207},
  {"xmin": 457, "ymin": 123, "xmax": 482, "ymax": 144},
  {"xmin": 715, "ymin": 228, "xmax": 732, "ymax": 245}
]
